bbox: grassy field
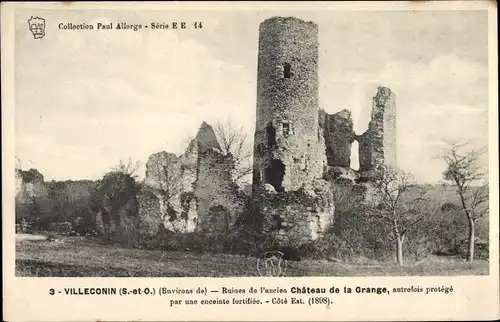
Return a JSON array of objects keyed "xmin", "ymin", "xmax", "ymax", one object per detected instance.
[{"xmin": 15, "ymin": 235, "xmax": 489, "ymax": 277}]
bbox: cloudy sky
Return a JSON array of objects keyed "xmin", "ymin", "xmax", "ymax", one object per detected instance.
[{"xmin": 15, "ymin": 8, "xmax": 489, "ymax": 183}]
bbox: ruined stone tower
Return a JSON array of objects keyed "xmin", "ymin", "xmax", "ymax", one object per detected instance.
[
  {"xmin": 252, "ymin": 17, "xmax": 326, "ymax": 194},
  {"xmin": 358, "ymin": 86, "xmax": 397, "ymax": 173},
  {"xmin": 251, "ymin": 17, "xmax": 333, "ymax": 247}
]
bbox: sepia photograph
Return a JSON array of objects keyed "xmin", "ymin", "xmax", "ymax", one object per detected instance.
[
  {"xmin": 11, "ymin": 6, "xmax": 493, "ymax": 279},
  {"xmin": 3, "ymin": 2, "xmax": 498, "ymax": 321}
]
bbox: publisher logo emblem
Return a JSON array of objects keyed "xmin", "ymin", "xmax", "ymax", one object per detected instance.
[
  {"xmin": 28, "ymin": 16, "xmax": 46, "ymax": 39},
  {"xmin": 256, "ymin": 251, "xmax": 287, "ymax": 277}
]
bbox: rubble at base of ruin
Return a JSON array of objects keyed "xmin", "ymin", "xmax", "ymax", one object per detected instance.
[{"xmin": 256, "ymin": 179, "xmax": 335, "ymax": 248}]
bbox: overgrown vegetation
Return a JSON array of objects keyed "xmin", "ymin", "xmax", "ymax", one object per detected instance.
[
  {"xmin": 299, "ymin": 180, "xmax": 489, "ymax": 263},
  {"xmin": 15, "ymin": 159, "xmax": 142, "ymax": 242},
  {"xmin": 15, "ymin": 168, "xmax": 97, "ymax": 236}
]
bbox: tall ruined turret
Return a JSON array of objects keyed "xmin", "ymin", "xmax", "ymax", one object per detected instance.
[
  {"xmin": 358, "ymin": 86, "xmax": 397, "ymax": 173},
  {"xmin": 252, "ymin": 17, "xmax": 326, "ymax": 194},
  {"xmin": 252, "ymin": 17, "xmax": 333, "ymax": 248}
]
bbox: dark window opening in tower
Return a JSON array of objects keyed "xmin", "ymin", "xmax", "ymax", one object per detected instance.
[
  {"xmin": 272, "ymin": 215, "xmax": 283, "ymax": 230},
  {"xmin": 282, "ymin": 122, "xmax": 290, "ymax": 137},
  {"xmin": 266, "ymin": 122, "xmax": 276, "ymax": 147},
  {"xmin": 283, "ymin": 63, "xmax": 292, "ymax": 78},
  {"xmin": 265, "ymin": 159, "xmax": 285, "ymax": 192}
]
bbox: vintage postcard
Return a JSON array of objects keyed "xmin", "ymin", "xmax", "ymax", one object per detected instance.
[{"xmin": 2, "ymin": 1, "xmax": 499, "ymax": 321}]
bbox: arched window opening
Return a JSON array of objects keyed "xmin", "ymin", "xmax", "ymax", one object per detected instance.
[{"xmin": 265, "ymin": 159, "xmax": 285, "ymax": 192}]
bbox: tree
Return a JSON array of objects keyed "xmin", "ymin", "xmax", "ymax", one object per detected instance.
[
  {"xmin": 90, "ymin": 159, "xmax": 142, "ymax": 242},
  {"xmin": 46, "ymin": 180, "xmax": 97, "ymax": 235},
  {"xmin": 441, "ymin": 142, "xmax": 489, "ymax": 262},
  {"xmin": 94, "ymin": 172, "xmax": 140, "ymax": 215},
  {"xmin": 368, "ymin": 165, "xmax": 435, "ymax": 266},
  {"xmin": 112, "ymin": 158, "xmax": 142, "ymax": 179},
  {"xmin": 213, "ymin": 120, "xmax": 253, "ymax": 185},
  {"xmin": 143, "ymin": 153, "xmax": 185, "ymax": 231}
]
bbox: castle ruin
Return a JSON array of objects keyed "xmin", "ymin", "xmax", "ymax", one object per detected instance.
[
  {"xmin": 138, "ymin": 16, "xmax": 397, "ymax": 248},
  {"xmin": 13, "ymin": 17, "xmax": 398, "ymax": 249},
  {"xmin": 138, "ymin": 122, "xmax": 248, "ymax": 240},
  {"xmin": 251, "ymin": 17, "xmax": 397, "ymax": 246},
  {"xmin": 252, "ymin": 17, "xmax": 326, "ymax": 193}
]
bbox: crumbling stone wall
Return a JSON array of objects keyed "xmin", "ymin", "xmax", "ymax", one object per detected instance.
[
  {"xmin": 320, "ymin": 109, "xmax": 356, "ymax": 168},
  {"xmin": 257, "ymin": 179, "xmax": 335, "ymax": 247},
  {"xmin": 253, "ymin": 17, "xmax": 326, "ymax": 194},
  {"xmin": 193, "ymin": 122, "xmax": 248, "ymax": 236},
  {"xmin": 15, "ymin": 169, "xmax": 46, "ymax": 200},
  {"xmin": 138, "ymin": 122, "xmax": 248, "ymax": 239},
  {"xmin": 323, "ymin": 166, "xmax": 359, "ymax": 185},
  {"xmin": 139, "ymin": 151, "xmax": 197, "ymax": 237},
  {"xmin": 318, "ymin": 86, "xmax": 396, "ymax": 180},
  {"xmin": 195, "ymin": 147, "xmax": 248, "ymax": 236},
  {"xmin": 358, "ymin": 86, "xmax": 397, "ymax": 172},
  {"xmin": 15, "ymin": 168, "xmax": 50, "ymax": 222}
]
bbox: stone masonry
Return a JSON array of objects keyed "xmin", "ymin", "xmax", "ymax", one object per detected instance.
[
  {"xmin": 320, "ymin": 109, "xmax": 355, "ymax": 168},
  {"xmin": 137, "ymin": 16, "xmax": 397, "ymax": 248},
  {"xmin": 17, "ymin": 16, "xmax": 397, "ymax": 249},
  {"xmin": 252, "ymin": 17, "xmax": 327, "ymax": 194},
  {"xmin": 138, "ymin": 150, "xmax": 197, "ymax": 237},
  {"xmin": 320, "ymin": 86, "xmax": 397, "ymax": 177},
  {"xmin": 257, "ymin": 179, "xmax": 335, "ymax": 248},
  {"xmin": 251, "ymin": 17, "xmax": 334, "ymax": 246},
  {"xmin": 138, "ymin": 122, "xmax": 248, "ymax": 238},
  {"xmin": 358, "ymin": 86, "xmax": 397, "ymax": 173},
  {"xmin": 193, "ymin": 123, "xmax": 248, "ymax": 236},
  {"xmin": 251, "ymin": 17, "xmax": 397, "ymax": 246}
]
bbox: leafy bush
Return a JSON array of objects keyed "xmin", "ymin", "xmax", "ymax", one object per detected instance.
[
  {"xmin": 88, "ymin": 169, "xmax": 141, "ymax": 244},
  {"xmin": 89, "ymin": 171, "xmax": 141, "ymax": 216}
]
